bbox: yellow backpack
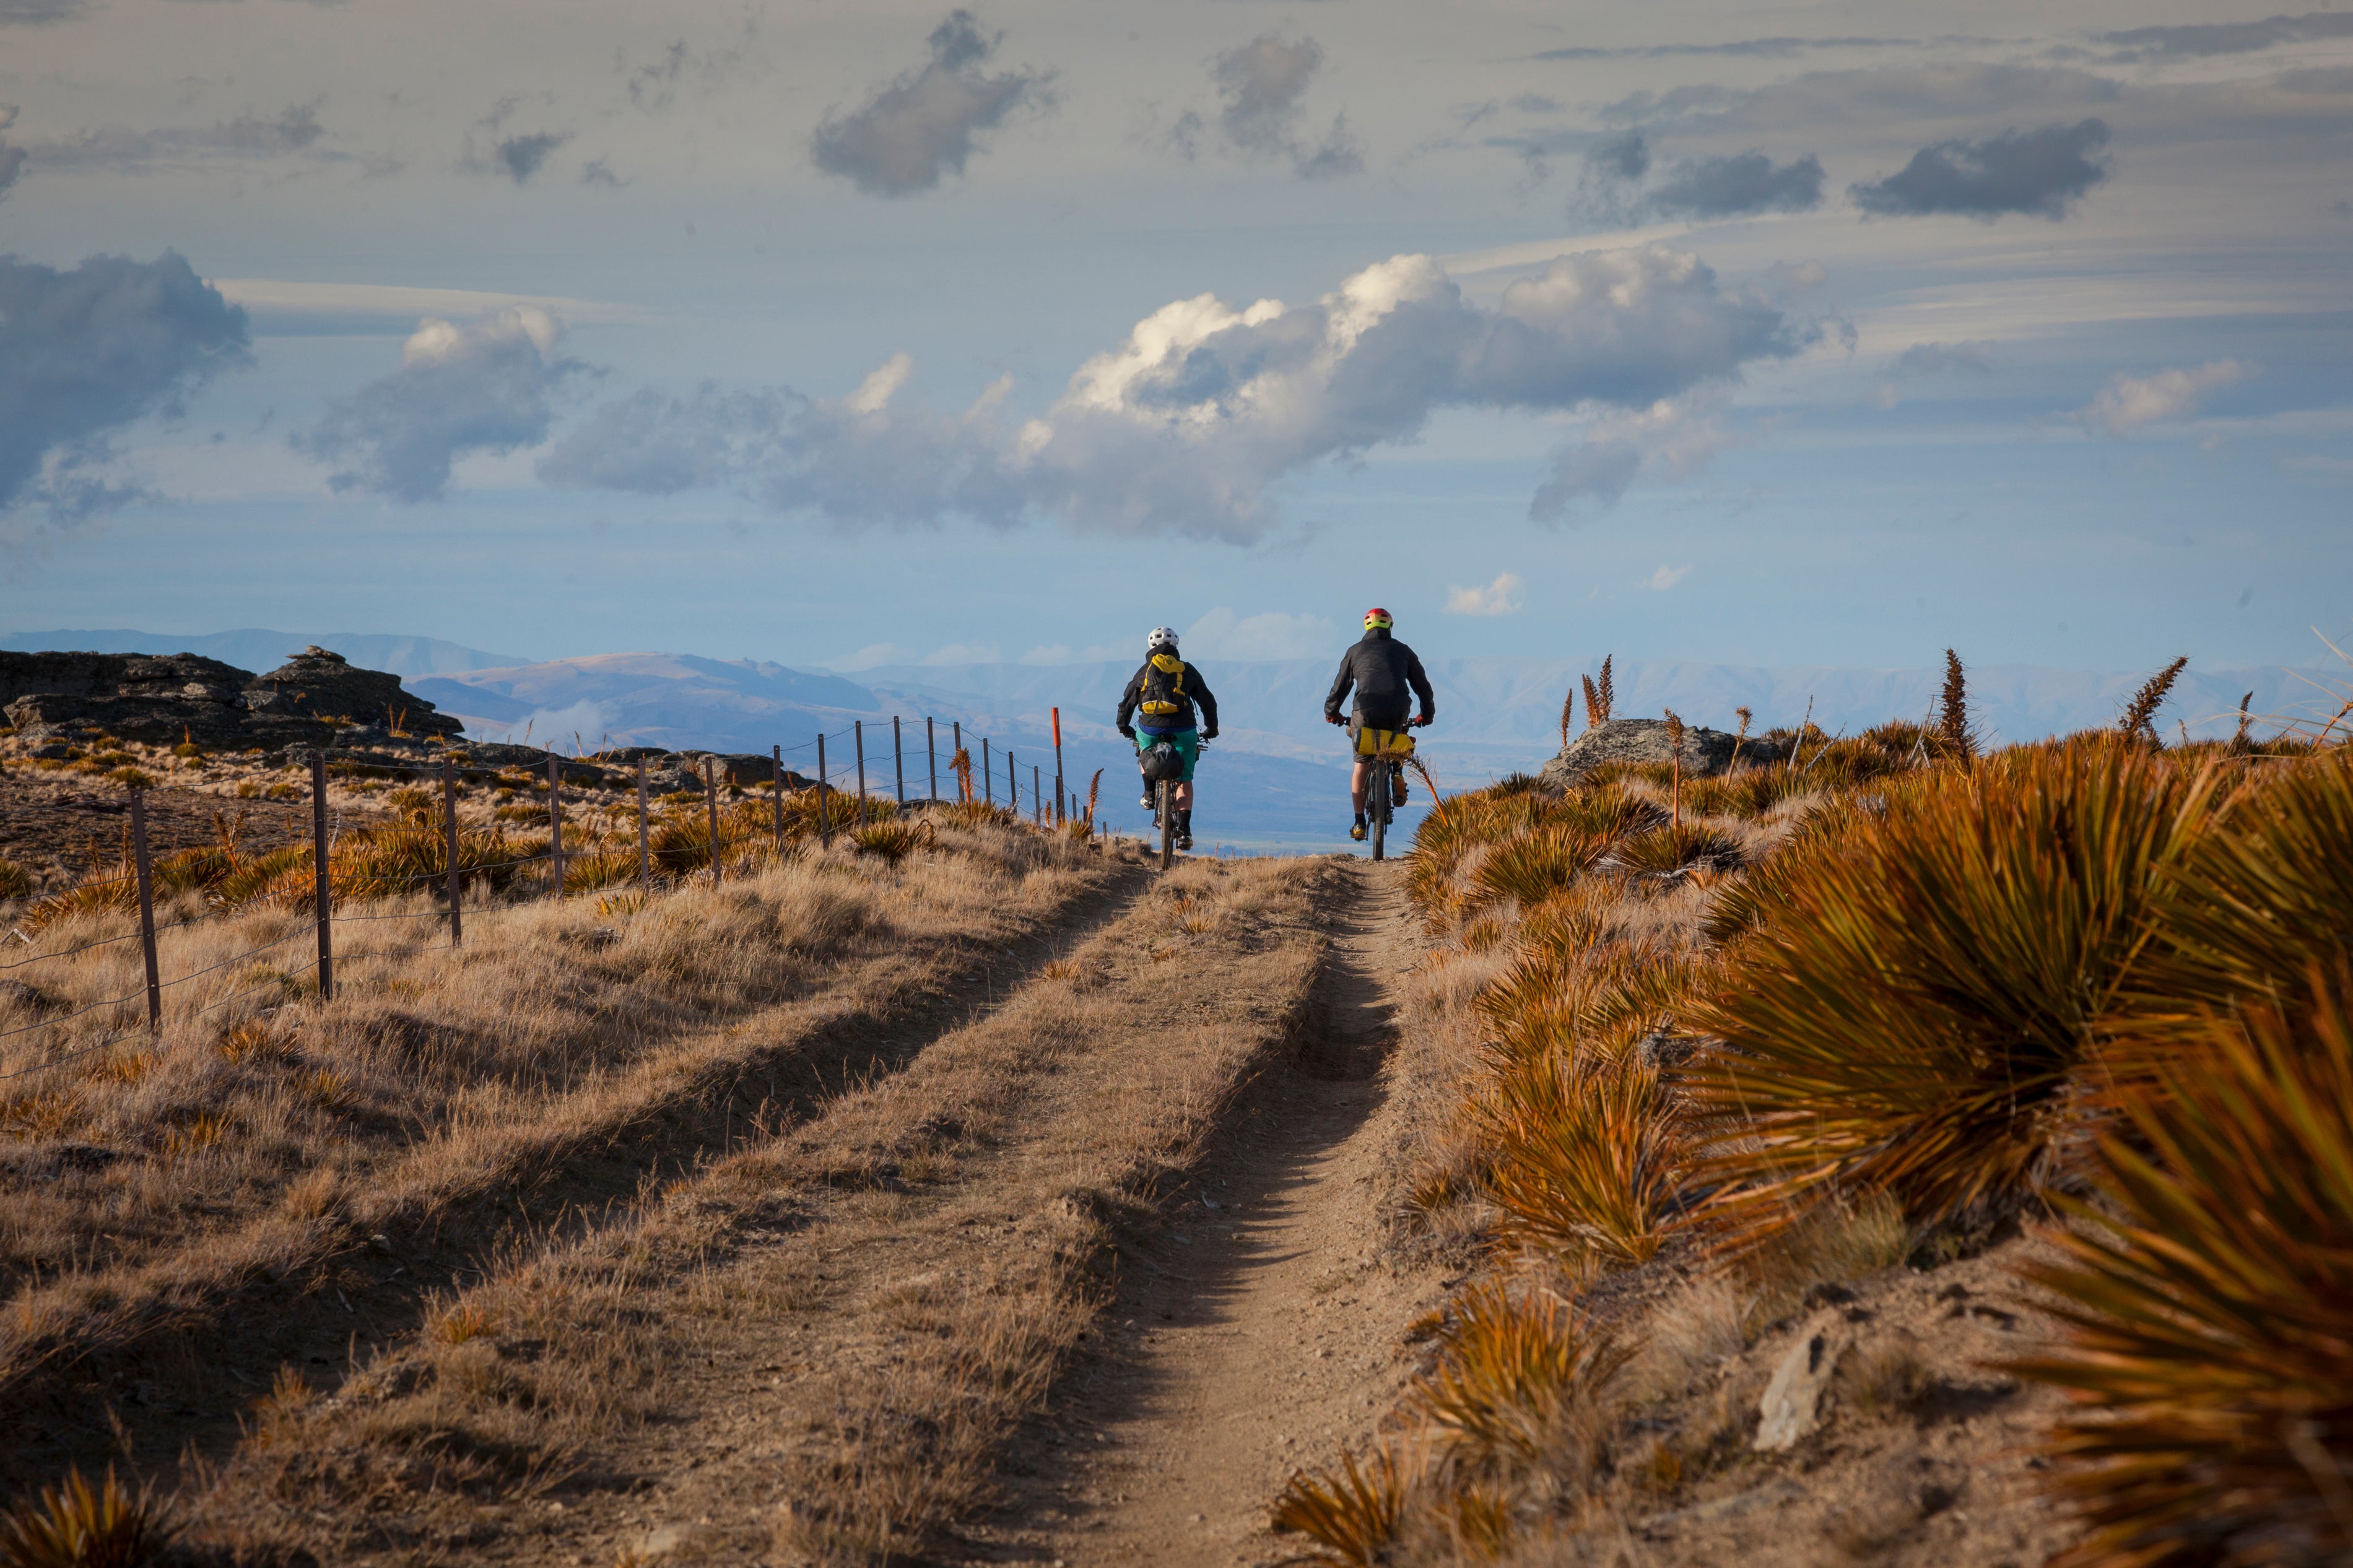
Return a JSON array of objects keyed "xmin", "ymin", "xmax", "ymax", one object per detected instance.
[{"xmin": 1139, "ymin": 652, "xmax": 1188, "ymax": 717}]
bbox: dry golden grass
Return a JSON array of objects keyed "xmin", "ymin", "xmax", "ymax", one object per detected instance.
[
  {"xmin": 178, "ymin": 852, "xmax": 1334, "ymax": 1564},
  {"xmin": 0, "ymin": 814, "xmax": 1116, "ymax": 1499}
]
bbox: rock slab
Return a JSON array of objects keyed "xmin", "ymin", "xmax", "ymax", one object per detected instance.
[
  {"xmin": 0, "ymin": 645, "xmax": 459, "ymax": 749},
  {"xmin": 1753, "ymin": 1313, "xmax": 1851, "ymax": 1452},
  {"xmin": 1538, "ymin": 717, "xmax": 1787, "ymax": 792}
]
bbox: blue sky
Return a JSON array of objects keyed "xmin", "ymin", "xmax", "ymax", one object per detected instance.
[{"xmin": 1, "ymin": 0, "xmax": 2347, "ymax": 680}]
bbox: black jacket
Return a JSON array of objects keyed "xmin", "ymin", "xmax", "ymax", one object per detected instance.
[
  {"xmin": 1116, "ymin": 658, "xmax": 1219, "ymax": 737},
  {"xmin": 1324, "ymin": 629, "xmax": 1435, "ymax": 727}
]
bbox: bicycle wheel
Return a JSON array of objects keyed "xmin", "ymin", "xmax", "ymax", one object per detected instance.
[
  {"xmin": 1370, "ymin": 758, "xmax": 1390, "ymax": 862},
  {"xmin": 1159, "ymin": 779, "xmax": 1175, "ymax": 869}
]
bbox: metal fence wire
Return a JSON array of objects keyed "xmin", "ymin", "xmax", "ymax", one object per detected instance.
[{"xmin": 1, "ymin": 708, "xmax": 1106, "ymax": 1080}]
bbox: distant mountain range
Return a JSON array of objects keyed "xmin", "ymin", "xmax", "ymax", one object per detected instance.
[
  {"xmin": 1, "ymin": 628, "xmax": 528, "ymax": 677},
  {"xmin": 10, "ymin": 628, "xmax": 2339, "ymax": 850}
]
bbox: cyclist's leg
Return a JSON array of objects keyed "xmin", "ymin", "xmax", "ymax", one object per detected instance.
[{"xmin": 1172, "ymin": 729, "xmax": 1200, "ymax": 811}]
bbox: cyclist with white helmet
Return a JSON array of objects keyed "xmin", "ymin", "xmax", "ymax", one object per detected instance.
[
  {"xmin": 1116, "ymin": 626, "xmax": 1220, "ymax": 851},
  {"xmin": 1324, "ymin": 607, "xmax": 1436, "ymax": 842}
]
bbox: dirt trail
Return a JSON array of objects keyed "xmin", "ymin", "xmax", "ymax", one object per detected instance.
[{"xmin": 967, "ymin": 858, "xmax": 1443, "ymax": 1566}]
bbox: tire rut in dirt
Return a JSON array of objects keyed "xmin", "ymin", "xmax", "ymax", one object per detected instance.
[
  {"xmin": 963, "ymin": 861, "xmax": 1427, "ymax": 1564},
  {"xmin": 1, "ymin": 863, "xmax": 1159, "ymax": 1499}
]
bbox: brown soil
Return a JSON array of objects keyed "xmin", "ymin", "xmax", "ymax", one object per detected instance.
[
  {"xmin": 960, "ymin": 859, "xmax": 1440, "ymax": 1565},
  {"xmin": 0, "ymin": 775, "xmax": 324, "ymax": 885}
]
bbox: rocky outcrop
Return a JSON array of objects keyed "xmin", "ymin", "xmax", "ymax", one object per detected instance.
[
  {"xmin": 1, "ymin": 652, "xmax": 254, "ymax": 745},
  {"xmin": 243, "ymin": 647, "xmax": 463, "ymax": 743},
  {"xmin": 0, "ymin": 646, "xmax": 460, "ymax": 751},
  {"xmin": 1537, "ymin": 717, "xmax": 1787, "ymax": 792}
]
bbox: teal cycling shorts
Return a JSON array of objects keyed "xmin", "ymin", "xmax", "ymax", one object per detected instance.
[{"xmin": 1137, "ymin": 728, "xmax": 1201, "ymax": 783}]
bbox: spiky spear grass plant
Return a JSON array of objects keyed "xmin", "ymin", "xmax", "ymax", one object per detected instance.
[
  {"xmin": 1271, "ymin": 1442, "xmax": 1418, "ymax": 1566},
  {"xmin": 2121, "ymin": 656, "xmax": 2191, "ymax": 743},
  {"xmin": 850, "ymin": 819, "xmax": 934, "ymax": 865},
  {"xmin": 1410, "ymin": 1281, "xmax": 1628, "ymax": 1473},
  {"xmin": 1580, "ymin": 656, "xmax": 1614, "ymax": 730},
  {"xmin": 1467, "ymin": 825, "xmax": 1614, "ymax": 915},
  {"xmin": 1687, "ymin": 740, "xmax": 2221, "ymax": 1241},
  {"xmin": 0, "ymin": 1465, "xmax": 176, "ymax": 1568},
  {"xmin": 2125, "ymin": 748, "xmax": 2353, "ymax": 1040},
  {"xmin": 1941, "ymin": 648, "xmax": 1973, "ymax": 758},
  {"xmin": 2011, "ymin": 975, "xmax": 2353, "ymax": 1568},
  {"xmin": 1663, "ymin": 708, "xmax": 1687, "ymax": 833},
  {"xmin": 1611, "ymin": 823, "xmax": 1741, "ymax": 876},
  {"xmin": 1474, "ymin": 1052, "xmax": 1692, "ymax": 1271}
]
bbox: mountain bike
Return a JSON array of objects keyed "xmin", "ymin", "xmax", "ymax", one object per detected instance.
[
  {"xmin": 1362, "ymin": 720, "xmax": 1424, "ymax": 863},
  {"xmin": 1147, "ymin": 737, "xmax": 1207, "ymax": 869}
]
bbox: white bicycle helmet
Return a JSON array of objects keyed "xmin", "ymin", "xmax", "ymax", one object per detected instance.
[{"xmin": 1146, "ymin": 626, "xmax": 1179, "ymax": 652}]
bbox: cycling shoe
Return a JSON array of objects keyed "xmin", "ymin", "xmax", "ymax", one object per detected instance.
[{"xmin": 1349, "ymin": 821, "xmax": 1368, "ymax": 841}]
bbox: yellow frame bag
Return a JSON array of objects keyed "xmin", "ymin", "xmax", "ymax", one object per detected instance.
[{"xmin": 1354, "ymin": 726, "xmax": 1416, "ymax": 758}]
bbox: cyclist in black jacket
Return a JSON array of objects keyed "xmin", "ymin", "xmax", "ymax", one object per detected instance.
[
  {"xmin": 1324, "ymin": 607, "xmax": 1435, "ymax": 840},
  {"xmin": 1116, "ymin": 626, "xmax": 1219, "ymax": 851}
]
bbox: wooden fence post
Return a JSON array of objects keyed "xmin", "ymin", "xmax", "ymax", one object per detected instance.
[
  {"xmin": 926, "ymin": 716, "xmax": 938, "ymax": 802},
  {"xmin": 130, "ymin": 789, "xmax": 160, "ymax": 1034},
  {"xmin": 1051, "ymin": 706, "xmax": 1065, "ymax": 826},
  {"xmin": 547, "ymin": 757, "xmax": 565, "ymax": 897},
  {"xmin": 310, "ymin": 751, "xmax": 334, "ymax": 1003},
  {"xmin": 982, "ymin": 739, "xmax": 991, "ymax": 804},
  {"xmin": 443, "ymin": 758, "xmax": 463, "ymax": 947},
  {"xmin": 772, "ymin": 744, "xmax": 785, "ymax": 855},
  {"xmin": 1033, "ymin": 765, "xmax": 1042, "ymax": 827},
  {"xmin": 705, "ymin": 757, "xmax": 721, "ymax": 885},
  {"xmin": 637, "ymin": 758, "xmax": 651, "ymax": 894},
  {"xmin": 854, "ymin": 721, "xmax": 869, "ymax": 826},
  {"xmin": 817, "ymin": 733, "xmax": 832, "ymax": 847},
  {"xmin": 1007, "ymin": 750, "xmax": 1016, "ymax": 815}
]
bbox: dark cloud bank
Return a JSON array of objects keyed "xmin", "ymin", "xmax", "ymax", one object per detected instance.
[
  {"xmin": 1168, "ymin": 32, "xmax": 1362, "ymax": 179},
  {"xmin": 1580, "ymin": 130, "xmax": 1824, "ymax": 219},
  {"xmin": 811, "ymin": 10, "xmax": 1050, "ymax": 196},
  {"xmin": 0, "ymin": 252, "xmax": 251, "ymax": 521},
  {"xmin": 1851, "ymin": 118, "xmax": 2110, "ymax": 219}
]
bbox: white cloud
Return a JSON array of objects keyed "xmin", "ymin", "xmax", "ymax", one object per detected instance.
[
  {"xmin": 827, "ymin": 643, "xmax": 913, "ymax": 671},
  {"xmin": 1445, "ymin": 572, "xmax": 1524, "ymax": 616},
  {"xmin": 1182, "ymin": 608, "xmax": 1334, "ymax": 661},
  {"xmin": 295, "ymin": 306, "xmax": 587, "ymax": 502},
  {"xmin": 1532, "ymin": 393, "xmax": 1742, "ymax": 521},
  {"xmin": 1646, "ymin": 563, "xmax": 1692, "ymax": 591},
  {"xmin": 2076, "ymin": 360, "xmax": 2253, "ymax": 437},
  {"xmin": 845, "ymin": 352, "xmax": 913, "ymax": 415},
  {"xmin": 921, "ymin": 641, "xmax": 1000, "ymax": 665},
  {"xmin": 544, "ymin": 243, "xmax": 1806, "ymax": 542}
]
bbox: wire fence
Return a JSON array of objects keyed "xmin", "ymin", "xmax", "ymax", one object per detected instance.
[{"xmin": 1, "ymin": 709, "xmax": 1108, "ymax": 1082}]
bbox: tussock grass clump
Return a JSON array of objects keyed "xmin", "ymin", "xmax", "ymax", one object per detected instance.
[
  {"xmin": 2014, "ymin": 977, "xmax": 2353, "ymax": 1567},
  {"xmin": 0, "ymin": 859, "xmax": 30, "ymax": 900},
  {"xmin": 850, "ymin": 819, "xmax": 933, "ymax": 864},
  {"xmin": 1611, "ymin": 822, "xmax": 1742, "ymax": 875},
  {"xmin": 1468, "ymin": 824, "xmax": 1613, "ymax": 915},
  {"xmin": 1689, "ymin": 741, "xmax": 2220, "ymax": 1241},
  {"xmin": 2126, "ymin": 748, "xmax": 2353, "ymax": 1038},
  {"xmin": 1474, "ymin": 1054, "xmax": 1690, "ymax": 1271},
  {"xmin": 1271, "ymin": 1442, "xmax": 1416, "ymax": 1566},
  {"xmin": 0, "ymin": 1464, "xmax": 175, "ymax": 1567},
  {"xmin": 1411, "ymin": 1281, "xmax": 1627, "ymax": 1473}
]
